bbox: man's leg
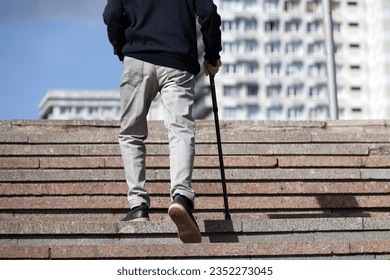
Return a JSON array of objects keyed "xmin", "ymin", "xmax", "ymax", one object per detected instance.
[
  {"xmin": 157, "ymin": 66, "xmax": 201, "ymax": 243},
  {"xmin": 157, "ymin": 67, "xmax": 196, "ymax": 202},
  {"xmin": 119, "ymin": 57, "xmax": 159, "ymax": 213}
]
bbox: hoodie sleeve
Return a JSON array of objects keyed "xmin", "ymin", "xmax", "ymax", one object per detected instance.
[
  {"xmin": 103, "ymin": 0, "xmax": 129, "ymax": 61},
  {"xmin": 195, "ymin": 0, "xmax": 222, "ymax": 62}
]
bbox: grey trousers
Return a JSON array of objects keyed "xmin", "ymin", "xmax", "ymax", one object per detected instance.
[{"xmin": 119, "ymin": 56, "xmax": 196, "ymax": 209}]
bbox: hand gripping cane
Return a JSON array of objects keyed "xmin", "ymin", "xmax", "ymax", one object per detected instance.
[{"xmin": 209, "ymin": 66, "xmax": 231, "ymax": 220}]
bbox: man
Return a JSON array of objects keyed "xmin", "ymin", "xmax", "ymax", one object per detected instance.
[{"xmin": 103, "ymin": 0, "xmax": 222, "ymax": 243}]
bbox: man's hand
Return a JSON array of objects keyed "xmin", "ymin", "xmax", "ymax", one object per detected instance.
[{"xmin": 204, "ymin": 59, "xmax": 222, "ymax": 76}]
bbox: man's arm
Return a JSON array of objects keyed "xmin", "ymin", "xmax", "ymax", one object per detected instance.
[
  {"xmin": 195, "ymin": 0, "xmax": 222, "ymax": 64},
  {"xmin": 103, "ymin": 0, "xmax": 129, "ymax": 61}
]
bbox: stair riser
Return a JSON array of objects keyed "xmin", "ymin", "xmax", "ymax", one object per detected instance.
[
  {"xmin": 4, "ymin": 155, "xmax": 390, "ymax": 169},
  {"xmin": 2, "ymin": 182, "xmax": 390, "ymax": 196},
  {"xmin": 1, "ymin": 196, "xmax": 390, "ymax": 210},
  {"xmin": 0, "ymin": 168, "xmax": 381, "ymax": 182},
  {"xmin": 1, "ymin": 143, "xmax": 383, "ymax": 156}
]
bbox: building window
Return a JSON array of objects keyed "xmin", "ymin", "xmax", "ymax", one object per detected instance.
[
  {"xmin": 337, "ymin": 86, "xmax": 344, "ymax": 96},
  {"xmin": 245, "ymin": 18, "xmax": 257, "ymax": 31},
  {"xmin": 102, "ymin": 107, "xmax": 112, "ymax": 114},
  {"xmin": 264, "ymin": 0, "xmax": 279, "ymax": 12},
  {"xmin": 309, "ymin": 84, "xmax": 328, "ymax": 97},
  {"xmin": 336, "ymin": 63, "xmax": 343, "ymax": 74},
  {"xmin": 284, "ymin": 0, "xmax": 300, "ymax": 12},
  {"xmin": 307, "ymin": 20, "xmax": 323, "ymax": 33},
  {"xmin": 287, "ymin": 84, "xmax": 304, "ymax": 96},
  {"xmin": 285, "ymin": 19, "xmax": 301, "ymax": 32},
  {"xmin": 334, "ymin": 43, "xmax": 343, "ymax": 54},
  {"xmin": 286, "ymin": 61, "xmax": 304, "ymax": 76},
  {"xmin": 223, "ymin": 63, "xmax": 238, "ymax": 75},
  {"xmin": 267, "ymin": 84, "xmax": 282, "ymax": 97},
  {"xmin": 244, "ymin": 0, "xmax": 257, "ymax": 8},
  {"xmin": 224, "ymin": 107, "xmax": 239, "ymax": 119},
  {"xmin": 265, "ymin": 20, "xmax": 280, "ymax": 33},
  {"xmin": 267, "ymin": 106, "xmax": 283, "ymax": 120},
  {"xmin": 307, "ymin": 0, "xmax": 321, "ymax": 13},
  {"xmin": 308, "ymin": 41, "xmax": 325, "ymax": 54},
  {"xmin": 221, "ymin": 0, "xmax": 240, "ymax": 9},
  {"xmin": 308, "ymin": 62, "xmax": 326, "ymax": 76},
  {"xmin": 265, "ymin": 41, "xmax": 281, "ymax": 54},
  {"xmin": 223, "ymin": 41, "xmax": 240, "ymax": 54},
  {"xmin": 75, "ymin": 106, "xmax": 84, "ymax": 115},
  {"xmin": 60, "ymin": 106, "xmax": 72, "ymax": 115},
  {"xmin": 89, "ymin": 107, "xmax": 98, "ymax": 115},
  {"xmin": 247, "ymin": 105, "xmax": 260, "ymax": 119},
  {"xmin": 266, "ymin": 62, "xmax": 281, "ymax": 76},
  {"xmin": 285, "ymin": 41, "xmax": 302, "ymax": 54},
  {"xmin": 333, "ymin": 22, "xmax": 341, "ymax": 32},
  {"xmin": 245, "ymin": 40, "xmax": 258, "ymax": 53},
  {"xmin": 223, "ymin": 85, "xmax": 241, "ymax": 97},
  {"xmin": 288, "ymin": 106, "xmax": 304, "ymax": 119},
  {"xmin": 350, "ymin": 65, "xmax": 361, "ymax": 70},
  {"xmin": 247, "ymin": 84, "xmax": 259, "ymax": 96},
  {"xmin": 351, "ymin": 86, "xmax": 361, "ymax": 92},
  {"xmin": 309, "ymin": 105, "xmax": 329, "ymax": 119},
  {"xmin": 350, "ymin": 43, "xmax": 360, "ymax": 49},
  {"xmin": 246, "ymin": 62, "xmax": 259, "ymax": 74},
  {"xmin": 332, "ymin": 1, "xmax": 341, "ymax": 10},
  {"xmin": 221, "ymin": 19, "xmax": 240, "ymax": 32}
]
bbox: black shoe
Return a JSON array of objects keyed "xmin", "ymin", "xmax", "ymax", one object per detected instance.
[
  {"xmin": 122, "ymin": 203, "xmax": 150, "ymax": 221},
  {"xmin": 168, "ymin": 195, "xmax": 201, "ymax": 243}
]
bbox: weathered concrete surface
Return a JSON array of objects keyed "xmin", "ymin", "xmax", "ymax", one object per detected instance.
[{"xmin": 2, "ymin": 120, "xmax": 390, "ymax": 259}]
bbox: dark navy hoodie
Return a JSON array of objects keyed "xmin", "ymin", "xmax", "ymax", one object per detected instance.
[{"xmin": 103, "ymin": 0, "xmax": 222, "ymax": 75}]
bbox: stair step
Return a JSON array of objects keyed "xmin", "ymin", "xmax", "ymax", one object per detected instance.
[
  {"xmin": 0, "ymin": 168, "xmax": 373, "ymax": 182},
  {"xmin": 2, "ymin": 240, "xmax": 390, "ymax": 259},
  {"xmin": 3, "ymin": 155, "xmax": 389, "ymax": 169},
  {"xmin": 2, "ymin": 182, "xmax": 390, "ymax": 196},
  {"xmin": 2, "ymin": 217, "xmax": 389, "ymax": 235},
  {"xmin": 1, "ymin": 195, "xmax": 390, "ymax": 210},
  {"xmin": 0, "ymin": 155, "xmax": 280, "ymax": 169},
  {"xmin": 2, "ymin": 120, "xmax": 390, "ymax": 144},
  {"xmin": 1, "ymin": 143, "xmax": 383, "ymax": 156}
]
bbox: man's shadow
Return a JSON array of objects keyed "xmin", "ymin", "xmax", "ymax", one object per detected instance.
[
  {"xmin": 203, "ymin": 219, "xmax": 240, "ymax": 243},
  {"xmin": 268, "ymin": 194, "xmax": 371, "ymax": 219}
]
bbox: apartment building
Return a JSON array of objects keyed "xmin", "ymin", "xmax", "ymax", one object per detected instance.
[
  {"xmin": 39, "ymin": 89, "xmax": 121, "ymax": 120},
  {"xmin": 194, "ymin": 0, "xmax": 389, "ymax": 120}
]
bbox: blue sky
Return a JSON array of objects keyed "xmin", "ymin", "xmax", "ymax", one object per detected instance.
[{"xmin": 0, "ymin": 0, "xmax": 121, "ymax": 120}]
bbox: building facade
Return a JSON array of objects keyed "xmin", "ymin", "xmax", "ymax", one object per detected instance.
[
  {"xmin": 39, "ymin": 89, "xmax": 121, "ymax": 120},
  {"xmin": 195, "ymin": 0, "xmax": 390, "ymax": 120},
  {"xmin": 365, "ymin": 0, "xmax": 390, "ymax": 119}
]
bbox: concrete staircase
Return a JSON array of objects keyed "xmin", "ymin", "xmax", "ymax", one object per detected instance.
[{"xmin": 1, "ymin": 119, "xmax": 390, "ymax": 259}]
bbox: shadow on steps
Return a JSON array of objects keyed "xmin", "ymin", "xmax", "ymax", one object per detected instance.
[{"xmin": 204, "ymin": 219, "xmax": 239, "ymax": 243}]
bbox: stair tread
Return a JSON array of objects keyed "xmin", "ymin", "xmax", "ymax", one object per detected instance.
[
  {"xmin": 2, "ymin": 240, "xmax": 390, "ymax": 259},
  {"xmin": 2, "ymin": 181, "xmax": 390, "ymax": 196},
  {"xmin": 1, "ymin": 217, "xmax": 390, "ymax": 235},
  {"xmin": 2, "ymin": 195, "xmax": 390, "ymax": 210}
]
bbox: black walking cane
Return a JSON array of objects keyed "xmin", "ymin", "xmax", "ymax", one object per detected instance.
[{"xmin": 209, "ymin": 67, "xmax": 231, "ymax": 220}]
